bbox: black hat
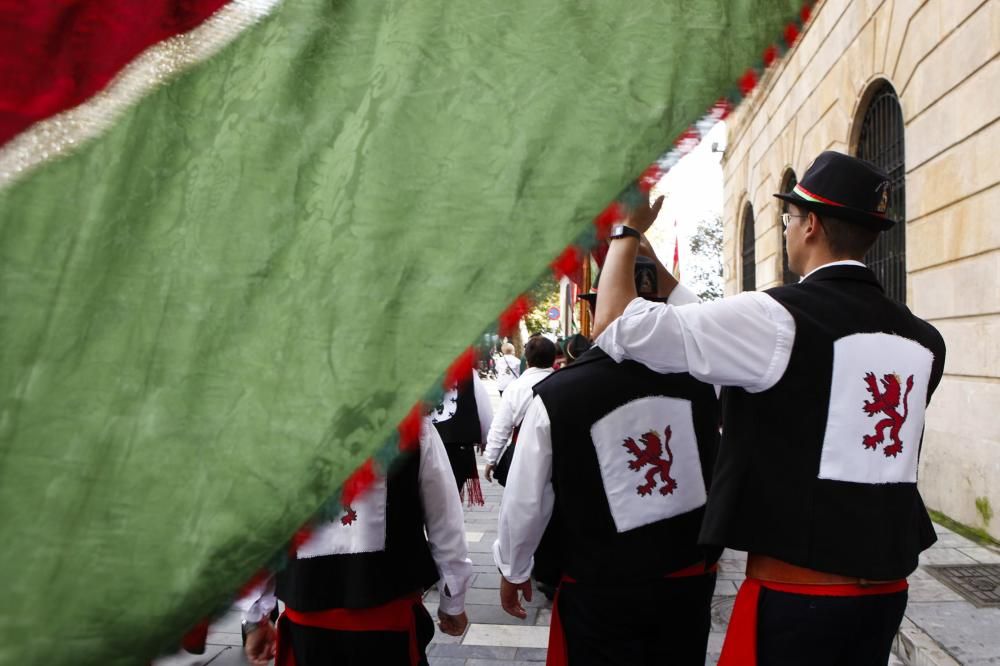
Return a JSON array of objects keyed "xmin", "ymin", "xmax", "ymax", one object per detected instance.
[
  {"xmin": 579, "ymin": 256, "xmax": 658, "ymax": 306},
  {"xmin": 774, "ymin": 151, "xmax": 895, "ymax": 230}
]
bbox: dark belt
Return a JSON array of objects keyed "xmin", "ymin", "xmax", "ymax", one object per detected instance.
[{"xmin": 746, "ymin": 554, "xmax": 901, "ymax": 587}]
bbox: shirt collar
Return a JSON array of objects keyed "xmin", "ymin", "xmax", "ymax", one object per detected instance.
[{"xmin": 801, "ymin": 259, "xmax": 866, "ymax": 281}]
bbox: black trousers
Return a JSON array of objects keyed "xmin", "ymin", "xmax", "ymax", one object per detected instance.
[
  {"xmin": 287, "ymin": 602, "xmax": 435, "ymax": 666},
  {"xmin": 756, "ymin": 587, "xmax": 907, "ymax": 666},
  {"xmin": 558, "ymin": 573, "xmax": 716, "ymax": 666}
]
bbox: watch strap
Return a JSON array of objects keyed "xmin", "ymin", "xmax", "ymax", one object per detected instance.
[{"xmin": 609, "ymin": 223, "xmax": 640, "ymax": 240}]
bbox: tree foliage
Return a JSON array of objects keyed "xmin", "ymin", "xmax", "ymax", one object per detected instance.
[
  {"xmin": 523, "ymin": 275, "xmax": 561, "ymax": 334},
  {"xmin": 689, "ymin": 214, "xmax": 723, "ymax": 301}
]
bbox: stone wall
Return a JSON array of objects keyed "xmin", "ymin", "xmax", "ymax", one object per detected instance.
[{"xmin": 721, "ymin": 0, "xmax": 1000, "ymax": 538}]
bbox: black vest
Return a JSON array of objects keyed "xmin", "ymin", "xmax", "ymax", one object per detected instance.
[
  {"xmin": 277, "ymin": 453, "xmax": 439, "ymax": 611},
  {"xmin": 431, "ymin": 377, "xmax": 482, "ymax": 444},
  {"xmin": 533, "ymin": 347, "xmax": 721, "ymax": 583},
  {"xmin": 700, "ymin": 265, "xmax": 946, "ymax": 580}
]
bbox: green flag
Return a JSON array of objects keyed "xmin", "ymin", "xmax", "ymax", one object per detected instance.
[{"xmin": 0, "ymin": 1, "xmax": 806, "ymax": 662}]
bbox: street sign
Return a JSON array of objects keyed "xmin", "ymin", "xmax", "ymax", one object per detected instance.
[{"xmin": 547, "ymin": 306, "xmax": 560, "ymax": 320}]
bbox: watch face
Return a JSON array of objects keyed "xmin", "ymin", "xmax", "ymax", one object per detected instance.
[{"xmin": 610, "ymin": 223, "xmax": 636, "ymax": 239}]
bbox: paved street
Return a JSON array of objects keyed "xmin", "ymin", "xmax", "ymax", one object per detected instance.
[{"xmin": 156, "ymin": 378, "xmax": 1000, "ymax": 665}]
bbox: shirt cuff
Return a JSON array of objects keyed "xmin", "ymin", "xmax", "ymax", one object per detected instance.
[
  {"xmin": 437, "ymin": 584, "xmax": 466, "ymax": 616},
  {"xmin": 435, "ymin": 560, "xmax": 472, "ymax": 615},
  {"xmin": 492, "ymin": 538, "xmax": 533, "ymax": 585},
  {"xmin": 240, "ymin": 595, "xmax": 277, "ymax": 624}
]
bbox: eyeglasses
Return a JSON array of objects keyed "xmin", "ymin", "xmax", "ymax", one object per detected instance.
[{"xmin": 781, "ymin": 212, "xmax": 807, "ymax": 229}]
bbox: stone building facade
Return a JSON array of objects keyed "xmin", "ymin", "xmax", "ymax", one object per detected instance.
[{"xmin": 721, "ymin": 0, "xmax": 999, "ymax": 537}]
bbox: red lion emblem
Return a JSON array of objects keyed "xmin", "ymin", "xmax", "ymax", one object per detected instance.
[
  {"xmin": 340, "ymin": 505, "xmax": 357, "ymax": 526},
  {"xmin": 622, "ymin": 427, "xmax": 677, "ymax": 496},
  {"xmin": 862, "ymin": 372, "xmax": 915, "ymax": 458}
]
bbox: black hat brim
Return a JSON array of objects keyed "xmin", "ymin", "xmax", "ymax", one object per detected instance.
[{"xmin": 774, "ymin": 192, "xmax": 895, "ymax": 231}]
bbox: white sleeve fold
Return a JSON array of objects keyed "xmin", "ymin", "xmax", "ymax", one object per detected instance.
[
  {"xmin": 595, "ymin": 292, "xmax": 795, "ymax": 392},
  {"xmin": 666, "ymin": 282, "xmax": 702, "ymax": 306},
  {"xmin": 492, "ymin": 396, "xmax": 555, "ymax": 584},
  {"xmin": 418, "ymin": 419, "xmax": 473, "ymax": 615},
  {"xmin": 236, "ymin": 575, "xmax": 277, "ymax": 624}
]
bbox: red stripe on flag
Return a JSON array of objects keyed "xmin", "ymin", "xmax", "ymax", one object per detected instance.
[{"xmin": 0, "ymin": 0, "xmax": 232, "ymax": 147}]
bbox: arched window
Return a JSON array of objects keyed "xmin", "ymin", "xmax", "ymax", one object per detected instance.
[
  {"xmin": 741, "ymin": 202, "xmax": 756, "ymax": 292},
  {"xmin": 856, "ymin": 81, "xmax": 906, "ymax": 302},
  {"xmin": 780, "ymin": 170, "xmax": 798, "ymax": 285}
]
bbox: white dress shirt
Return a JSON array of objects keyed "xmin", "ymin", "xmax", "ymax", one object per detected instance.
[
  {"xmin": 495, "ymin": 353, "xmax": 522, "ymax": 391},
  {"xmin": 492, "ymin": 395, "xmax": 555, "ymax": 584},
  {"xmin": 596, "ymin": 278, "xmax": 798, "ymax": 393},
  {"xmin": 493, "ymin": 265, "xmax": 861, "ymax": 584},
  {"xmin": 471, "ymin": 373, "xmax": 494, "ymax": 444},
  {"xmin": 240, "ymin": 419, "xmax": 473, "ymax": 620},
  {"xmin": 483, "ymin": 366, "xmax": 554, "ymax": 464}
]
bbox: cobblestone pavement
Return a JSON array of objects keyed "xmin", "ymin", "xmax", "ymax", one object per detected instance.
[{"xmin": 156, "ymin": 379, "xmax": 999, "ymax": 665}]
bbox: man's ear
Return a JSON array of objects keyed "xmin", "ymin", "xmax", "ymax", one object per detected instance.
[{"xmin": 804, "ymin": 211, "xmax": 824, "ymax": 241}]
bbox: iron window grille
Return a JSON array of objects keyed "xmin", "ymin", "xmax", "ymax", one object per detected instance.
[
  {"xmin": 780, "ymin": 171, "xmax": 798, "ymax": 285},
  {"xmin": 741, "ymin": 203, "xmax": 756, "ymax": 292},
  {"xmin": 857, "ymin": 82, "xmax": 906, "ymax": 303}
]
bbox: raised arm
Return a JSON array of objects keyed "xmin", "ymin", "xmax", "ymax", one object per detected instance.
[{"xmin": 592, "ymin": 196, "xmax": 664, "ymax": 337}]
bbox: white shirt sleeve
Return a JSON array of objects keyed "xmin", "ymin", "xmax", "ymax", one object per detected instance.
[
  {"xmin": 666, "ymin": 282, "xmax": 702, "ymax": 306},
  {"xmin": 418, "ymin": 419, "xmax": 473, "ymax": 615},
  {"xmin": 484, "ymin": 386, "xmax": 517, "ymax": 464},
  {"xmin": 237, "ymin": 575, "xmax": 277, "ymax": 624},
  {"xmin": 595, "ymin": 292, "xmax": 795, "ymax": 393},
  {"xmin": 472, "ymin": 372, "xmax": 494, "ymax": 443},
  {"xmin": 492, "ymin": 396, "xmax": 555, "ymax": 584}
]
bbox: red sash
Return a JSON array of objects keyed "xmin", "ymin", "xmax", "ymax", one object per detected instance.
[
  {"xmin": 275, "ymin": 593, "xmax": 424, "ymax": 666},
  {"xmin": 546, "ymin": 562, "xmax": 719, "ymax": 666},
  {"xmin": 717, "ymin": 577, "xmax": 909, "ymax": 666}
]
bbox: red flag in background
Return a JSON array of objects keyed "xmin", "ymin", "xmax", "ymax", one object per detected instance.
[{"xmin": 672, "ymin": 220, "xmax": 681, "ymax": 280}]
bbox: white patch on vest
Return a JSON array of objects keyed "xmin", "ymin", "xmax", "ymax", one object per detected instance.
[
  {"xmin": 294, "ymin": 476, "xmax": 388, "ymax": 558},
  {"xmin": 590, "ymin": 396, "xmax": 707, "ymax": 533},
  {"xmin": 430, "ymin": 383, "xmax": 458, "ymax": 424},
  {"xmin": 818, "ymin": 333, "xmax": 934, "ymax": 484}
]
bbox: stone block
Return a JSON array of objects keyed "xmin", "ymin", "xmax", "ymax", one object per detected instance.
[
  {"xmin": 428, "ymin": 643, "xmax": 517, "ymax": 660},
  {"xmin": 910, "ymin": 250, "xmax": 1000, "ymax": 320},
  {"xmin": 920, "ymin": 386, "xmax": 1000, "ymax": 543},
  {"xmin": 933, "ymin": 316, "xmax": 1000, "ymax": 379},
  {"xmin": 906, "ymin": 57, "xmax": 1000, "ymax": 170},
  {"xmin": 883, "ymin": 0, "xmax": 932, "ymax": 79},
  {"xmin": 906, "ymin": 120, "xmax": 1000, "ymax": 222},
  {"xmin": 894, "ymin": 0, "xmax": 990, "ymax": 115},
  {"xmin": 904, "ymin": 602, "xmax": 1000, "ymax": 664},
  {"xmin": 463, "ymin": 624, "xmax": 550, "ymax": 649},
  {"xmin": 906, "ymin": 185, "xmax": 1000, "ymax": 272},
  {"xmin": 515, "ymin": 647, "xmax": 549, "ymax": 661}
]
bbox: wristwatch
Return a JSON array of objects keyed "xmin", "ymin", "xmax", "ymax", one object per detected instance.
[{"xmin": 609, "ymin": 223, "xmax": 641, "ymax": 240}]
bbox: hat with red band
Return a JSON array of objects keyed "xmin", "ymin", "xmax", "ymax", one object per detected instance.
[{"xmin": 774, "ymin": 151, "xmax": 896, "ymax": 231}]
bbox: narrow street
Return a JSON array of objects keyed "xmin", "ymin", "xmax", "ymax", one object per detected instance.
[{"xmin": 157, "ymin": 378, "xmax": 998, "ymax": 666}]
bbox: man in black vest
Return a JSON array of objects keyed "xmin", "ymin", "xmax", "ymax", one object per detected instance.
[
  {"xmin": 493, "ymin": 255, "xmax": 721, "ymax": 665},
  {"xmin": 593, "ymin": 151, "xmax": 946, "ymax": 666},
  {"xmin": 432, "ymin": 368, "xmax": 493, "ymax": 506},
  {"xmin": 240, "ymin": 418, "xmax": 473, "ymax": 666}
]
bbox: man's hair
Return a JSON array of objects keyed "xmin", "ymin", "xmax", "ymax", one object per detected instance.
[
  {"xmin": 524, "ymin": 336, "xmax": 557, "ymax": 368},
  {"xmin": 819, "ymin": 215, "xmax": 879, "ymax": 258},
  {"xmin": 501, "ymin": 342, "xmax": 515, "ymax": 355}
]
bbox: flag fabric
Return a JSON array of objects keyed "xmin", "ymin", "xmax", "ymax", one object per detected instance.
[{"xmin": 0, "ymin": 1, "xmax": 809, "ymax": 663}]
